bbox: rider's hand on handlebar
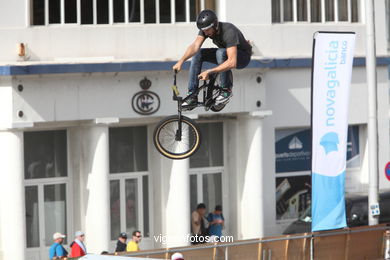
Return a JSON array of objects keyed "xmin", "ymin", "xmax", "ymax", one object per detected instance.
[
  {"xmin": 172, "ymin": 62, "xmax": 182, "ymax": 72},
  {"xmin": 198, "ymin": 70, "xmax": 210, "ymax": 81}
]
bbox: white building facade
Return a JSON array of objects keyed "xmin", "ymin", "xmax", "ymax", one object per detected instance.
[{"xmin": 0, "ymin": 1, "xmax": 389, "ymax": 260}]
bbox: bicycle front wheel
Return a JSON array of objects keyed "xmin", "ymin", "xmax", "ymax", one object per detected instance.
[{"xmin": 153, "ymin": 115, "xmax": 201, "ymax": 159}]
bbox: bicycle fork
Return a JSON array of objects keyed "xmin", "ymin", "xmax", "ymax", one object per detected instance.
[
  {"xmin": 172, "ymin": 71, "xmax": 183, "ymax": 142},
  {"xmin": 176, "ymin": 97, "xmax": 183, "ymax": 142}
]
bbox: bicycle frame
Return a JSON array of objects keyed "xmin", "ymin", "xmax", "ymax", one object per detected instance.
[{"xmin": 172, "ymin": 72, "xmax": 183, "ymax": 141}]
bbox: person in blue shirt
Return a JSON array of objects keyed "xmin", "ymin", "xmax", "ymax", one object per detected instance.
[
  {"xmin": 207, "ymin": 205, "xmax": 225, "ymax": 240},
  {"xmin": 49, "ymin": 232, "xmax": 68, "ymax": 259}
]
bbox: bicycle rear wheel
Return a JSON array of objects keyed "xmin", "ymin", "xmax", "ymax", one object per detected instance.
[{"xmin": 153, "ymin": 115, "xmax": 201, "ymax": 159}]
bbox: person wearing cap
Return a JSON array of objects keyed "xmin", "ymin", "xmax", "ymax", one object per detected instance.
[
  {"xmin": 115, "ymin": 232, "xmax": 128, "ymax": 252},
  {"xmin": 171, "ymin": 252, "xmax": 185, "ymax": 260},
  {"xmin": 49, "ymin": 232, "xmax": 68, "ymax": 259},
  {"xmin": 70, "ymin": 231, "xmax": 87, "ymax": 257},
  {"xmin": 126, "ymin": 230, "xmax": 142, "ymax": 252},
  {"xmin": 172, "ymin": 9, "xmax": 252, "ymax": 109}
]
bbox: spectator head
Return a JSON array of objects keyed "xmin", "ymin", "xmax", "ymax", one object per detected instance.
[
  {"xmin": 118, "ymin": 232, "xmax": 128, "ymax": 242},
  {"xmin": 132, "ymin": 230, "xmax": 142, "ymax": 243},
  {"xmin": 171, "ymin": 252, "xmax": 184, "ymax": 260},
  {"xmin": 196, "ymin": 203, "xmax": 206, "ymax": 215},
  {"xmin": 75, "ymin": 231, "xmax": 85, "ymax": 242},
  {"xmin": 101, "ymin": 251, "xmax": 109, "ymax": 255},
  {"xmin": 53, "ymin": 232, "xmax": 66, "ymax": 244},
  {"xmin": 215, "ymin": 205, "xmax": 222, "ymax": 214}
]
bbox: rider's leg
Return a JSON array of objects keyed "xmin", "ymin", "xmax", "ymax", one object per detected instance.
[
  {"xmin": 215, "ymin": 48, "xmax": 252, "ymax": 87},
  {"xmin": 215, "ymin": 48, "xmax": 251, "ymax": 104},
  {"xmin": 185, "ymin": 48, "xmax": 218, "ymax": 108},
  {"xmin": 188, "ymin": 48, "xmax": 218, "ymax": 94},
  {"xmin": 236, "ymin": 49, "xmax": 252, "ymax": 69},
  {"xmin": 187, "ymin": 50, "xmax": 203, "ymax": 95},
  {"xmin": 215, "ymin": 48, "xmax": 233, "ymax": 104},
  {"xmin": 215, "ymin": 48, "xmax": 232, "ymax": 90}
]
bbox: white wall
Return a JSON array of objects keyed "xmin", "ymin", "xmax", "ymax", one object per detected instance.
[
  {"xmin": 0, "ymin": 0, "xmax": 27, "ymax": 28},
  {"xmin": 224, "ymin": 0, "xmax": 272, "ymax": 24},
  {"xmin": 7, "ymin": 69, "xmax": 264, "ymax": 127},
  {"xmin": 0, "ymin": 24, "xmax": 386, "ymax": 63},
  {"xmin": 0, "ymin": 1, "xmax": 388, "ymax": 62}
]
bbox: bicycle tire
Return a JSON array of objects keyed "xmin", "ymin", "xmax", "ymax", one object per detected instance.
[{"xmin": 153, "ymin": 115, "xmax": 201, "ymax": 159}]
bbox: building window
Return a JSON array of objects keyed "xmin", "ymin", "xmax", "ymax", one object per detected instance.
[
  {"xmin": 97, "ymin": 0, "xmax": 110, "ymax": 24},
  {"xmin": 31, "ymin": 0, "xmax": 215, "ymax": 26},
  {"xmin": 109, "ymin": 126, "xmax": 148, "ymax": 173},
  {"xmin": 81, "ymin": 0, "xmax": 94, "ymax": 24},
  {"xmin": 109, "ymin": 126, "xmax": 150, "ymax": 240},
  {"xmin": 272, "ymin": 0, "xmax": 360, "ymax": 23},
  {"xmin": 189, "ymin": 122, "xmax": 224, "ymax": 215},
  {"xmin": 43, "ymin": 184, "xmax": 68, "ymax": 246},
  {"xmin": 109, "ymin": 174, "xmax": 149, "ymax": 240},
  {"xmin": 65, "ymin": 0, "xmax": 78, "ymax": 23},
  {"xmin": 114, "ymin": 0, "xmax": 125, "ymax": 22},
  {"xmin": 24, "ymin": 130, "xmax": 69, "ymax": 249},
  {"xmin": 25, "ymin": 183, "xmax": 68, "ymax": 248},
  {"xmin": 24, "ymin": 130, "xmax": 67, "ymax": 180},
  {"xmin": 190, "ymin": 122, "xmax": 223, "ymax": 168},
  {"xmin": 49, "ymin": 0, "xmax": 61, "ymax": 24},
  {"xmin": 190, "ymin": 172, "xmax": 222, "ymax": 214},
  {"xmin": 25, "ymin": 186, "xmax": 40, "ymax": 248}
]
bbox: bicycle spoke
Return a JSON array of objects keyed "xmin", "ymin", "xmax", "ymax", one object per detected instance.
[
  {"xmin": 154, "ymin": 115, "xmax": 201, "ymax": 159},
  {"xmin": 157, "ymin": 120, "xmax": 195, "ymax": 154}
]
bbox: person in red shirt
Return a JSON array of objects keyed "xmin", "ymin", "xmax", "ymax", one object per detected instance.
[{"xmin": 70, "ymin": 231, "xmax": 87, "ymax": 257}]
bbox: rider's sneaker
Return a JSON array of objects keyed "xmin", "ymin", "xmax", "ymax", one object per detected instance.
[
  {"xmin": 182, "ymin": 95, "xmax": 198, "ymax": 110},
  {"xmin": 215, "ymin": 89, "xmax": 233, "ymax": 105}
]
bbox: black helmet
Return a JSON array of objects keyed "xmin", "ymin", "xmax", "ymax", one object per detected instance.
[{"xmin": 196, "ymin": 9, "xmax": 218, "ymax": 30}]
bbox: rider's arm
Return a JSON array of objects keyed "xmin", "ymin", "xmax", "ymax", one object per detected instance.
[
  {"xmin": 209, "ymin": 45, "xmax": 237, "ymax": 73},
  {"xmin": 173, "ymin": 36, "xmax": 205, "ymax": 71},
  {"xmin": 198, "ymin": 45, "xmax": 237, "ymax": 80}
]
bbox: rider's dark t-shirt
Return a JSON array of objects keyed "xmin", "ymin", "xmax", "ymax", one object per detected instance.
[{"xmin": 198, "ymin": 22, "xmax": 252, "ymax": 55}]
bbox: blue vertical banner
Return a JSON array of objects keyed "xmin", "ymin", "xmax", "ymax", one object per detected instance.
[{"xmin": 311, "ymin": 32, "xmax": 356, "ymax": 232}]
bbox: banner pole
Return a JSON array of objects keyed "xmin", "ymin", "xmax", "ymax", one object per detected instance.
[
  {"xmin": 364, "ymin": 0, "xmax": 379, "ymax": 226},
  {"xmin": 310, "ymin": 236, "xmax": 314, "ymax": 260}
]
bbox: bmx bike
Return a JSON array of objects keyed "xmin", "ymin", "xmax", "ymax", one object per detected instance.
[{"xmin": 153, "ymin": 71, "xmax": 229, "ymax": 159}]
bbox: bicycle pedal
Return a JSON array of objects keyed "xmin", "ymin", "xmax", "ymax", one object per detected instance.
[{"xmin": 182, "ymin": 104, "xmax": 197, "ymax": 111}]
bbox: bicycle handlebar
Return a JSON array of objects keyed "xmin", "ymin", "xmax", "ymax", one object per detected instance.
[{"xmin": 172, "ymin": 70, "xmax": 180, "ymax": 98}]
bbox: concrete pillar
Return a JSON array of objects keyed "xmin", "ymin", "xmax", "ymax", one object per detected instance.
[
  {"xmin": 164, "ymin": 158, "xmax": 190, "ymax": 247},
  {"xmin": 0, "ymin": 130, "xmax": 26, "ymax": 260},
  {"xmin": 238, "ymin": 112, "xmax": 270, "ymax": 239},
  {"xmin": 82, "ymin": 125, "xmax": 110, "ymax": 253}
]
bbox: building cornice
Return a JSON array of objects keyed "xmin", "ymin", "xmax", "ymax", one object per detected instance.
[{"xmin": 0, "ymin": 57, "xmax": 389, "ymax": 76}]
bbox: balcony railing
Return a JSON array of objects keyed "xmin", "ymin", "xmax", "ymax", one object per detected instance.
[
  {"xmin": 272, "ymin": 0, "xmax": 361, "ymax": 23},
  {"xmin": 30, "ymin": 0, "xmax": 216, "ymax": 26}
]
